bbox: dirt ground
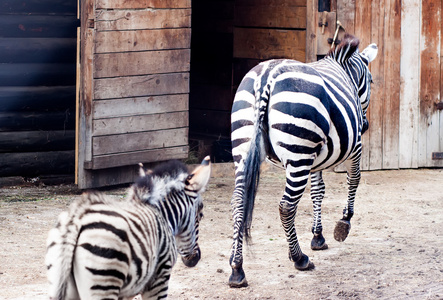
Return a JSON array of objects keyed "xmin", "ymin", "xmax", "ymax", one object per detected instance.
[{"xmin": 0, "ymin": 165, "xmax": 442, "ymax": 300}]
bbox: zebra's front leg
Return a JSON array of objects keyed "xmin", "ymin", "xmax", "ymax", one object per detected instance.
[
  {"xmin": 281, "ymin": 162, "xmax": 315, "ymax": 270},
  {"xmin": 228, "ymin": 178, "xmax": 248, "ymax": 288},
  {"xmin": 334, "ymin": 156, "xmax": 361, "ymax": 242},
  {"xmin": 310, "ymin": 171, "xmax": 328, "ymax": 250}
]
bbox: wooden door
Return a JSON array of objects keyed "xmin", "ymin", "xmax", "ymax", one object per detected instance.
[
  {"xmin": 307, "ymin": 0, "xmax": 443, "ymax": 170},
  {"xmin": 77, "ymin": 0, "xmax": 191, "ymax": 189}
]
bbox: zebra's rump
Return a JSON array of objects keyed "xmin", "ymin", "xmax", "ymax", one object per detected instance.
[{"xmin": 46, "ymin": 191, "xmax": 175, "ymax": 299}]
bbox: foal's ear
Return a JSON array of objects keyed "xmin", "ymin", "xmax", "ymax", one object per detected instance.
[
  {"xmin": 186, "ymin": 156, "xmax": 211, "ymax": 193},
  {"xmin": 361, "ymin": 43, "xmax": 378, "ymax": 63}
]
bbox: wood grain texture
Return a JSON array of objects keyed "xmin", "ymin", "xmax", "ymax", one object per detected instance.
[
  {"xmin": 96, "ymin": 9, "xmax": 191, "ymax": 31},
  {"xmin": 93, "ymin": 94, "xmax": 189, "ymax": 119},
  {"xmin": 92, "ymin": 128, "xmax": 188, "ymax": 156},
  {"xmin": 92, "ymin": 111, "xmax": 188, "ymax": 136},
  {"xmin": 94, "ymin": 73, "xmax": 190, "ymax": 100},
  {"xmin": 86, "ymin": 146, "xmax": 188, "ymax": 170},
  {"xmin": 233, "ymin": 28, "xmax": 306, "ymax": 61},
  {"xmin": 96, "ymin": 0, "xmax": 191, "ymax": 9},
  {"xmin": 234, "ymin": 4, "xmax": 306, "ymax": 29},
  {"xmin": 94, "ymin": 49, "xmax": 190, "ymax": 78},
  {"xmin": 95, "ymin": 28, "xmax": 191, "ymax": 53},
  {"xmin": 399, "ymin": 0, "xmax": 419, "ymax": 168},
  {"xmin": 382, "ymin": 0, "xmax": 401, "ymax": 169},
  {"xmin": 420, "ymin": 0, "xmax": 442, "ymax": 167}
]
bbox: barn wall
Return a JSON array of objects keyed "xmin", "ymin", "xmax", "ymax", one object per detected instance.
[
  {"xmin": 0, "ymin": 0, "xmax": 77, "ymax": 178},
  {"xmin": 308, "ymin": 0, "xmax": 443, "ymax": 170}
]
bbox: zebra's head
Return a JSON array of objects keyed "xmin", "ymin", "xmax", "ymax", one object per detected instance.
[
  {"xmin": 130, "ymin": 156, "xmax": 211, "ymax": 268},
  {"xmin": 329, "ymin": 34, "xmax": 378, "ymax": 134}
]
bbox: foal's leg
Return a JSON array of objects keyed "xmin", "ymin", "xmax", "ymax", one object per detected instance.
[
  {"xmin": 334, "ymin": 154, "xmax": 361, "ymax": 242},
  {"xmin": 310, "ymin": 171, "xmax": 328, "ymax": 250},
  {"xmin": 280, "ymin": 160, "xmax": 315, "ymax": 270}
]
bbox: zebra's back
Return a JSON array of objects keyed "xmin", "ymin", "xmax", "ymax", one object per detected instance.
[{"xmin": 46, "ymin": 191, "xmax": 175, "ymax": 300}]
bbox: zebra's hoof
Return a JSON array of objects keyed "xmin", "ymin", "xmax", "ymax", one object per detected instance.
[
  {"xmin": 334, "ymin": 219, "xmax": 351, "ymax": 242},
  {"xmin": 311, "ymin": 233, "xmax": 328, "ymax": 250},
  {"xmin": 229, "ymin": 267, "xmax": 248, "ymax": 288},
  {"xmin": 181, "ymin": 248, "xmax": 201, "ymax": 268},
  {"xmin": 294, "ymin": 254, "xmax": 315, "ymax": 271}
]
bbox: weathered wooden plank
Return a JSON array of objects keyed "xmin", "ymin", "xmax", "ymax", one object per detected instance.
[
  {"xmin": 95, "ymin": 28, "xmax": 191, "ymax": 53},
  {"xmin": 96, "ymin": 0, "xmax": 191, "ymax": 9},
  {"xmin": 235, "ymin": 0, "xmax": 306, "ymax": 6},
  {"xmin": 420, "ymin": 0, "xmax": 442, "ymax": 167},
  {"xmin": 233, "ymin": 28, "xmax": 306, "ymax": 61},
  {"xmin": 94, "ymin": 73, "xmax": 190, "ymax": 100},
  {"xmin": 94, "ymin": 49, "xmax": 190, "ymax": 78},
  {"xmin": 0, "ymin": 0, "xmax": 77, "ymax": 14},
  {"xmin": 234, "ymin": 5, "xmax": 306, "ymax": 29},
  {"xmin": 92, "ymin": 128, "xmax": 188, "ymax": 156},
  {"xmin": 88, "ymin": 146, "xmax": 188, "ymax": 170},
  {"xmin": 93, "ymin": 111, "xmax": 188, "ymax": 136},
  {"xmin": 382, "ymin": 0, "xmax": 401, "ymax": 169},
  {"xmin": 96, "ymin": 9, "xmax": 191, "ymax": 31},
  {"xmin": 399, "ymin": 1, "xmax": 419, "ymax": 169},
  {"xmin": 367, "ymin": 0, "xmax": 385, "ymax": 170},
  {"xmin": 354, "ymin": 0, "xmax": 373, "ymax": 170},
  {"xmin": 0, "ymin": 63, "xmax": 76, "ymax": 86},
  {"xmin": 0, "ymin": 38, "xmax": 76, "ymax": 63},
  {"xmin": 0, "ymin": 151, "xmax": 75, "ymax": 177},
  {"xmin": 93, "ymin": 94, "xmax": 189, "ymax": 119},
  {"xmin": 337, "ymin": 0, "xmax": 355, "ymax": 35},
  {"xmin": 77, "ymin": 0, "xmax": 95, "ymax": 187},
  {"xmin": 0, "ymin": 130, "xmax": 75, "ymax": 152},
  {"xmin": 305, "ymin": 0, "xmax": 317, "ymax": 62},
  {"xmin": 0, "ymin": 15, "xmax": 78, "ymax": 38},
  {"xmin": 0, "ymin": 86, "xmax": 75, "ymax": 112},
  {"xmin": 0, "ymin": 112, "xmax": 75, "ymax": 131}
]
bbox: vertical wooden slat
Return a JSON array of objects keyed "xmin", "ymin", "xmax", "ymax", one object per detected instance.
[
  {"xmin": 382, "ymin": 0, "xmax": 401, "ymax": 169},
  {"xmin": 420, "ymin": 0, "xmax": 441, "ymax": 167},
  {"xmin": 77, "ymin": 0, "xmax": 95, "ymax": 188},
  {"xmin": 305, "ymin": 0, "xmax": 317, "ymax": 62},
  {"xmin": 399, "ymin": 0, "xmax": 420, "ymax": 168},
  {"xmin": 336, "ymin": 0, "xmax": 355, "ymax": 35},
  {"xmin": 367, "ymin": 0, "xmax": 385, "ymax": 170},
  {"xmin": 354, "ymin": 0, "xmax": 372, "ymax": 170}
]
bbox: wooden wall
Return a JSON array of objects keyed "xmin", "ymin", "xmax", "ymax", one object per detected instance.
[
  {"xmin": 77, "ymin": 0, "xmax": 191, "ymax": 188},
  {"xmin": 0, "ymin": 0, "xmax": 77, "ymax": 178},
  {"xmin": 307, "ymin": 0, "xmax": 443, "ymax": 170}
]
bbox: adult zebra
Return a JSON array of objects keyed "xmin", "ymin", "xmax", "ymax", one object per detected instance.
[
  {"xmin": 46, "ymin": 157, "xmax": 211, "ymax": 300},
  {"xmin": 229, "ymin": 34, "xmax": 378, "ymax": 287}
]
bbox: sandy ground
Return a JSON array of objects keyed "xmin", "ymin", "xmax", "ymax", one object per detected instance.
[{"xmin": 0, "ymin": 165, "xmax": 442, "ymax": 299}]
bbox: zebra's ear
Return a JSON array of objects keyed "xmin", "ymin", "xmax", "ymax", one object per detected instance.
[
  {"xmin": 361, "ymin": 43, "xmax": 378, "ymax": 63},
  {"xmin": 186, "ymin": 156, "xmax": 211, "ymax": 193}
]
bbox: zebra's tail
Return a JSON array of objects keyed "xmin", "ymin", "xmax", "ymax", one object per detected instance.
[
  {"xmin": 242, "ymin": 83, "xmax": 270, "ymax": 244},
  {"xmin": 45, "ymin": 194, "xmax": 93, "ymax": 299}
]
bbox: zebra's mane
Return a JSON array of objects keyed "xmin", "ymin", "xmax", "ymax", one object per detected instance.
[
  {"xmin": 130, "ymin": 160, "xmax": 189, "ymax": 206},
  {"xmin": 328, "ymin": 33, "xmax": 360, "ymax": 63}
]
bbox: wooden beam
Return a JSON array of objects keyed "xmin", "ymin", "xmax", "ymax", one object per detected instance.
[
  {"xmin": 95, "ymin": 28, "xmax": 191, "ymax": 53},
  {"xmin": 96, "ymin": 9, "xmax": 191, "ymax": 31},
  {"xmin": 96, "ymin": 0, "xmax": 191, "ymax": 9}
]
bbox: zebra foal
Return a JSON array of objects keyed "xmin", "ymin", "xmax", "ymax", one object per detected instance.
[
  {"xmin": 229, "ymin": 34, "xmax": 378, "ymax": 287},
  {"xmin": 46, "ymin": 157, "xmax": 211, "ymax": 300}
]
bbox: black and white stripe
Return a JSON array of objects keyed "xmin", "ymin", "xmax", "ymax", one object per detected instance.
[
  {"xmin": 229, "ymin": 34, "xmax": 378, "ymax": 287},
  {"xmin": 46, "ymin": 157, "xmax": 211, "ymax": 300}
]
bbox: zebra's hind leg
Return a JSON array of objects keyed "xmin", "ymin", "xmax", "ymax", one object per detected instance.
[
  {"xmin": 310, "ymin": 171, "xmax": 328, "ymax": 250},
  {"xmin": 228, "ymin": 175, "xmax": 248, "ymax": 288},
  {"xmin": 334, "ymin": 154, "xmax": 361, "ymax": 242},
  {"xmin": 281, "ymin": 160, "xmax": 315, "ymax": 270}
]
